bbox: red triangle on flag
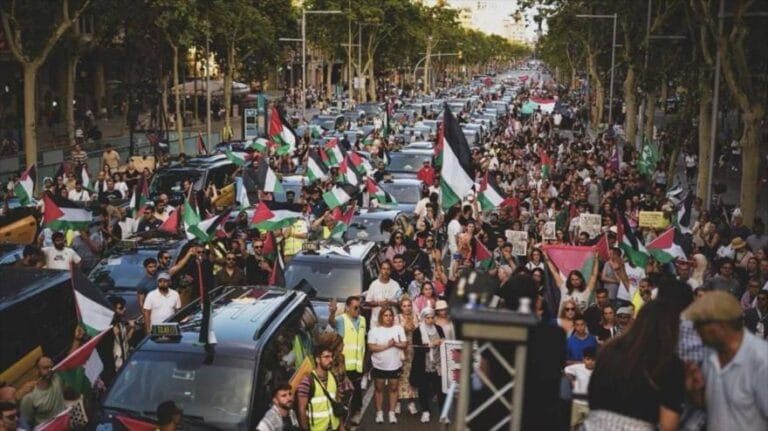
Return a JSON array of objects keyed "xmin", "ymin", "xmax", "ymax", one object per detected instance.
[
  {"xmin": 542, "ymin": 245, "xmax": 596, "ymax": 277},
  {"xmin": 35, "ymin": 408, "xmax": 70, "ymax": 431},
  {"xmin": 53, "ymin": 329, "xmax": 109, "ymax": 372},
  {"xmin": 595, "ymin": 233, "xmax": 610, "ymax": 261},
  {"xmin": 115, "ymin": 415, "xmax": 158, "ymax": 431},
  {"xmin": 196, "ymin": 133, "xmax": 208, "ymax": 155},
  {"xmin": 348, "ymin": 151, "xmax": 363, "ymax": 167},
  {"xmin": 365, "ymin": 178, "xmax": 378, "ymax": 194},
  {"xmin": 159, "ymin": 210, "xmax": 179, "ymax": 233},
  {"xmin": 262, "ymin": 231, "xmax": 276, "ymax": 257},
  {"xmin": 269, "ymin": 106, "xmax": 283, "ymax": 137},
  {"xmin": 647, "ymin": 227, "xmax": 675, "ymax": 250},
  {"xmin": 250, "ymin": 202, "xmax": 275, "ymax": 225},
  {"xmin": 43, "ymin": 194, "xmax": 65, "ymax": 224},
  {"xmin": 479, "ymin": 172, "xmax": 489, "ymax": 193},
  {"xmin": 474, "ymin": 237, "xmax": 493, "ymax": 262}
]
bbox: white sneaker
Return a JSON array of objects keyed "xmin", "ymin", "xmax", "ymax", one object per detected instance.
[
  {"xmin": 420, "ymin": 411, "xmax": 431, "ymax": 423},
  {"xmin": 408, "ymin": 401, "xmax": 418, "ymax": 415},
  {"xmin": 394, "ymin": 403, "xmax": 401, "ymax": 414},
  {"xmin": 375, "ymin": 411, "xmax": 384, "ymax": 424},
  {"xmin": 388, "ymin": 411, "xmax": 398, "ymax": 424}
]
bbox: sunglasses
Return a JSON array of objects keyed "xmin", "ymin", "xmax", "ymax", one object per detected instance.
[{"xmin": 564, "ymin": 308, "xmax": 576, "ymax": 311}]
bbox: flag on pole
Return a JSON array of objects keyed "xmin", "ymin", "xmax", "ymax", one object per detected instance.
[
  {"xmin": 323, "ymin": 184, "xmax": 358, "ymax": 209},
  {"xmin": 433, "ymin": 122, "xmax": 444, "ymax": 169},
  {"xmin": 637, "ymin": 137, "xmax": 658, "ymax": 177},
  {"xmin": 255, "ymin": 159, "xmax": 284, "ymax": 193},
  {"xmin": 182, "ymin": 199, "xmax": 223, "ymax": 242},
  {"xmin": 474, "ymin": 237, "xmax": 494, "ymax": 270},
  {"xmin": 129, "ymin": 174, "xmax": 149, "ymax": 218},
  {"xmin": 72, "ymin": 271, "xmax": 115, "ymax": 336},
  {"xmin": 158, "ymin": 209, "xmax": 179, "ymax": 234},
  {"xmin": 440, "ymin": 105, "xmax": 474, "ymax": 209},
  {"xmin": 331, "ymin": 204, "xmax": 356, "ymax": 240},
  {"xmin": 538, "ymin": 148, "xmax": 553, "ymax": 178},
  {"xmin": 248, "ymin": 137, "xmax": 270, "ymax": 153},
  {"xmin": 616, "ymin": 211, "xmax": 649, "ymax": 268},
  {"xmin": 14, "ymin": 165, "xmax": 35, "ymax": 205},
  {"xmin": 224, "ymin": 150, "xmax": 251, "ymax": 166},
  {"xmin": 196, "ymin": 133, "xmax": 208, "ymax": 155},
  {"xmin": 365, "ymin": 178, "xmax": 397, "ymax": 206},
  {"xmin": 339, "ymin": 154, "xmax": 363, "ymax": 186},
  {"xmin": 235, "ymin": 177, "xmax": 250, "ymax": 209},
  {"xmin": 306, "ymin": 148, "xmax": 329, "ymax": 183},
  {"xmin": 323, "ymin": 138, "xmax": 345, "ymax": 167},
  {"xmin": 252, "ymin": 209, "xmax": 301, "ymax": 231},
  {"xmin": 478, "ymin": 171, "xmax": 504, "ymax": 211},
  {"xmin": 269, "ymin": 106, "xmax": 298, "ymax": 156},
  {"xmin": 34, "ymin": 407, "xmax": 71, "ymax": 431},
  {"xmin": 646, "ymin": 227, "xmax": 687, "ymax": 264},
  {"xmin": 43, "ymin": 195, "xmax": 92, "ymax": 231}
]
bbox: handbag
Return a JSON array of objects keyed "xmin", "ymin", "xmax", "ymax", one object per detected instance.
[{"xmin": 312, "ymin": 373, "xmax": 349, "ymax": 419}]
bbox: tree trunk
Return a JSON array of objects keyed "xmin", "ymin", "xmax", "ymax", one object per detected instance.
[
  {"xmin": 696, "ymin": 73, "xmax": 712, "ymax": 205},
  {"xmin": 424, "ymin": 41, "xmax": 432, "ymax": 94},
  {"xmin": 93, "ymin": 54, "xmax": 106, "ymax": 116},
  {"xmin": 643, "ymin": 90, "xmax": 656, "ymax": 144},
  {"xmin": 623, "ymin": 67, "xmax": 638, "ymax": 148},
  {"xmin": 367, "ymin": 60, "xmax": 376, "ymax": 102},
  {"xmin": 223, "ymin": 43, "xmax": 234, "ymax": 136},
  {"xmin": 326, "ymin": 60, "xmax": 333, "ymax": 100},
  {"xmin": 586, "ymin": 49, "xmax": 604, "ymax": 127},
  {"xmin": 22, "ymin": 64, "xmax": 39, "ymax": 170},
  {"xmin": 172, "ymin": 45, "xmax": 183, "ymax": 154},
  {"xmin": 660, "ymin": 77, "xmax": 668, "ymax": 113},
  {"xmin": 64, "ymin": 51, "xmax": 78, "ymax": 147},
  {"xmin": 161, "ymin": 74, "xmax": 169, "ymax": 133},
  {"xmin": 740, "ymin": 110, "xmax": 762, "ymax": 226}
]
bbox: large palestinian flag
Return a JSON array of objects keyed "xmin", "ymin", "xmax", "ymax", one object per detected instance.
[
  {"xmin": 647, "ymin": 227, "xmax": 687, "ymax": 264},
  {"xmin": 542, "ymin": 245, "xmax": 597, "ymax": 280},
  {"xmin": 256, "ymin": 159, "xmax": 284, "ymax": 193},
  {"xmin": 440, "ymin": 105, "xmax": 474, "ymax": 209},
  {"xmin": 250, "ymin": 201, "xmax": 300, "ymax": 231},
  {"xmin": 269, "ymin": 106, "xmax": 297, "ymax": 156},
  {"xmin": 14, "ymin": 164, "xmax": 35, "ymax": 205},
  {"xmin": 43, "ymin": 194, "xmax": 92, "ymax": 231},
  {"xmin": 306, "ymin": 147, "xmax": 329, "ymax": 183},
  {"xmin": 617, "ymin": 211, "xmax": 649, "ymax": 268},
  {"xmin": 323, "ymin": 183, "xmax": 359, "ymax": 209}
]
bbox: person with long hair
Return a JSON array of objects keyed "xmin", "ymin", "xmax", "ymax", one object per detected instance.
[
  {"xmin": 585, "ymin": 300, "xmax": 685, "ymax": 430},
  {"xmin": 394, "ymin": 296, "xmax": 419, "ymax": 416},
  {"xmin": 557, "ymin": 299, "xmax": 579, "ymax": 336},
  {"xmin": 366, "ymin": 306, "xmax": 407, "ymax": 424},
  {"xmin": 413, "ymin": 281, "xmax": 437, "ymax": 315},
  {"xmin": 544, "ymin": 251, "xmax": 599, "ymax": 313},
  {"xmin": 594, "ymin": 304, "xmax": 618, "ymax": 343}
]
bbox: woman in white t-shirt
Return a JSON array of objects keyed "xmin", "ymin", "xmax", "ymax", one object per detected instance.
[{"xmin": 367, "ymin": 306, "xmax": 408, "ymax": 424}]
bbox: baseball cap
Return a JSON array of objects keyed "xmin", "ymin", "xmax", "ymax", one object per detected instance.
[
  {"xmin": 435, "ymin": 300, "xmax": 449, "ymax": 311},
  {"xmin": 616, "ymin": 306, "xmax": 633, "ymax": 316},
  {"xmin": 682, "ymin": 290, "xmax": 743, "ymax": 323},
  {"xmin": 157, "ymin": 272, "xmax": 171, "ymax": 281}
]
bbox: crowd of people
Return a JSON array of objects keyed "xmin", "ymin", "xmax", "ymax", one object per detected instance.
[{"xmin": 1, "ymin": 65, "xmax": 767, "ymax": 431}]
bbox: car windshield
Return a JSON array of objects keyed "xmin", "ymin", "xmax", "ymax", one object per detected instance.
[
  {"xmin": 380, "ymin": 183, "xmax": 420, "ymax": 204},
  {"xmin": 387, "ymin": 153, "xmax": 431, "ymax": 172},
  {"xmin": 150, "ymin": 171, "xmax": 202, "ymax": 194},
  {"xmin": 89, "ymin": 253, "xmax": 158, "ymax": 290},
  {"xmin": 346, "ymin": 215, "xmax": 392, "ymax": 243},
  {"xmin": 103, "ymin": 351, "xmax": 254, "ymax": 430},
  {"xmin": 285, "ymin": 262, "xmax": 362, "ymax": 299}
]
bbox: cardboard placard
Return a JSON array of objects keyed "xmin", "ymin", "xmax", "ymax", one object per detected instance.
[
  {"xmin": 579, "ymin": 213, "xmax": 602, "ymax": 239},
  {"xmin": 505, "ymin": 230, "xmax": 528, "ymax": 244},
  {"xmin": 542, "ymin": 221, "xmax": 557, "ymax": 240},
  {"xmin": 639, "ymin": 211, "xmax": 668, "ymax": 228}
]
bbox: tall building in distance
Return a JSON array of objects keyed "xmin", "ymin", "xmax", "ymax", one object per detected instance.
[{"xmin": 417, "ymin": 0, "xmax": 535, "ymax": 46}]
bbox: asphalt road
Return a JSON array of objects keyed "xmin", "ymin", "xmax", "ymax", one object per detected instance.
[{"xmin": 355, "ymin": 384, "xmax": 447, "ymax": 431}]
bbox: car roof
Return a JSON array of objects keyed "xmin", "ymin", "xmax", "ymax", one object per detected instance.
[
  {"xmin": 0, "ymin": 268, "xmax": 71, "ymax": 311},
  {"xmin": 393, "ymin": 148, "xmax": 433, "ymax": 155},
  {"xmin": 140, "ymin": 288, "xmax": 309, "ymax": 358},
  {"xmin": 290, "ymin": 239, "xmax": 377, "ymax": 263},
  {"xmin": 380, "ymin": 178, "xmax": 422, "ymax": 186}
]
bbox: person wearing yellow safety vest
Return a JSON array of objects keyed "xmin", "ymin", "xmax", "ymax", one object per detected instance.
[
  {"xmin": 328, "ymin": 296, "xmax": 366, "ymax": 424},
  {"xmin": 297, "ymin": 343, "xmax": 346, "ymax": 431},
  {"xmin": 283, "ymin": 217, "xmax": 308, "ymax": 262}
]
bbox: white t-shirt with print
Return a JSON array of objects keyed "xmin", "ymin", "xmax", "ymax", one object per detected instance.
[
  {"xmin": 618, "ymin": 264, "xmax": 646, "ymax": 302},
  {"xmin": 42, "ymin": 246, "xmax": 82, "ymax": 270}
]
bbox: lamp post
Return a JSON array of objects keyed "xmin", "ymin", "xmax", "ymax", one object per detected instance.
[
  {"xmin": 413, "ymin": 53, "xmax": 459, "ymax": 92},
  {"xmin": 576, "ymin": 13, "xmax": 617, "ymax": 126},
  {"xmin": 300, "ymin": 9, "xmax": 342, "ymax": 121}
]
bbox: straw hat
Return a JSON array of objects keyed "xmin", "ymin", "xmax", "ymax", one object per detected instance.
[{"xmin": 682, "ymin": 290, "xmax": 743, "ymax": 323}]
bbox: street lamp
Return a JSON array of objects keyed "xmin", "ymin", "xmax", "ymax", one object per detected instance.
[
  {"xmin": 576, "ymin": 13, "xmax": 617, "ymax": 127},
  {"xmin": 301, "ymin": 9, "xmax": 342, "ymax": 121},
  {"xmin": 413, "ymin": 53, "xmax": 459, "ymax": 93}
]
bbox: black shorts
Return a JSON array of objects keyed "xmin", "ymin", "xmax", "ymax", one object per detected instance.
[{"xmin": 371, "ymin": 368, "xmax": 402, "ymax": 380}]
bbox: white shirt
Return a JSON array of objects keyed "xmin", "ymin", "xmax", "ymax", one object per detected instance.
[
  {"xmin": 618, "ymin": 264, "xmax": 646, "ymax": 302},
  {"xmin": 367, "ymin": 325, "xmax": 406, "ymax": 371},
  {"xmin": 143, "ymin": 288, "xmax": 181, "ymax": 326},
  {"xmin": 42, "ymin": 246, "xmax": 82, "ymax": 270},
  {"xmin": 68, "ymin": 188, "xmax": 91, "ymax": 202},
  {"xmin": 447, "ymin": 219, "xmax": 462, "ymax": 255},
  {"xmin": 564, "ymin": 363, "xmax": 593, "ymax": 404},
  {"xmin": 366, "ymin": 278, "xmax": 402, "ymax": 327}
]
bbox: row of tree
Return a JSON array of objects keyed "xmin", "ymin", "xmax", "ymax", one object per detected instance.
[
  {"xmin": 0, "ymin": 0, "xmax": 529, "ymax": 175},
  {"xmin": 530, "ymin": 0, "xmax": 767, "ymax": 226}
]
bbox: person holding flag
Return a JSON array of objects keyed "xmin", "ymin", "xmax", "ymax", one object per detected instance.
[{"xmin": 17, "ymin": 357, "xmax": 66, "ymax": 429}]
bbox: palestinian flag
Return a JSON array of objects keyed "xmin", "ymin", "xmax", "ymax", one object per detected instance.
[
  {"xmin": 308, "ymin": 124, "xmax": 324, "ymax": 139},
  {"xmin": 256, "ymin": 159, "xmax": 284, "ymax": 193},
  {"xmin": 365, "ymin": 178, "xmax": 397, "ymax": 206},
  {"xmin": 539, "ymin": 148, "xmax": 553, "ymax": 178},
  {"xmin": 542, "ymin": 245, "xmax": 597, "ymax": 280},
  {"xmin": 158, "ymin": 209, "xmax": 179, "ymax": 234},
  {"xmin": 249, "ymin": 137, "xmax": 270, "ymax": 153},
  {"xmin": 269, "ymin": 106, "xmax": 297, "ymax": 156},
  {"xmin": 331, "ymin": 204, "xmax": 356, "ymax": 240},
  {"xmin": 225, "ymin": 149, "xmax": 251, "ymax": 167},
  {"xmin": 617, "ymin": 211, "xmax": 649, "ymax": 268},
  {"xmin": 14, "ymin": 164, "xmax": 35, "ymax": 205},
  {"xmin": 595, "ymin": 233, "xmax": 610, "ymax": 262},
  {"xmin": 347, "ymin": 151, "xmax": 369, "ymax": 176},
  {"xmin": 362, "ymin": 130, "xmax": 375, "ymax": 147},
  {"xmin": 262, "ymin": 232, "xmax": 285, "ymax": 286},
  {"xmin": 34, "ymin": 407, "xmax": 71, "ymax": 431},
  {"xmin": 440, "ymin": 105, "xmax": 474, "ymax": 209},
  {"xmin": 250, "ymin": 202, "xmax": 300, "ymax": 231},
  {"xmin": 323, "ymin": 183, "xmax": 359, "ymax": 209},
  {"xmin": 323, "ymin": 138, "xmax": 345, "ymax": 167},
  {"xmin": 115, "ymin": 415, "xmax": 157, "ymax": 431},
  {"xmin": 72, "ymin": 271, "xmax": 115, "ymax": 336},
  {"xmin": 434, "ymin": 122, "xmax": 444, "ymax": 169},
  {"xmin": 196, "ymin": 133, "xmax": 208, "ymax": 155},
  {"xmin": 306, "ymin": 148, "xmax": 329, "ymax": 183},
  {"xmin": 339, "ymin": 155, "xmax": 362, "ymax": 186},
  {"xmin": 183, "ymin": 199, "xmax": 222, "ymax": 242},
  {"xmin": 637, "ymin": 137, "xmax": 658, "ymax": 178},
  {"xmin": 235, "ymin": 177, "xmax": 250, "ymax": 209},
  {"xmin": 43, "ymin": 194, "xmax": 92, "ymax": 231},
  {"xmin": 674, "ymin": 193, "xmax": 693, "ymax": 234},
  {"xmin": 478, "ymin": 171, "xmax": 504, "ymax": 211},
  {"xmin": 647, "ymin": 227, "xmax": 687, "ymax": 264},
  {"xmin": 129, "ymin": 174, "xmax": 149, "ymax": 218},
  {"xmin": 474, "ymin": 237, "xmax": 494, "ymax": 270}
]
